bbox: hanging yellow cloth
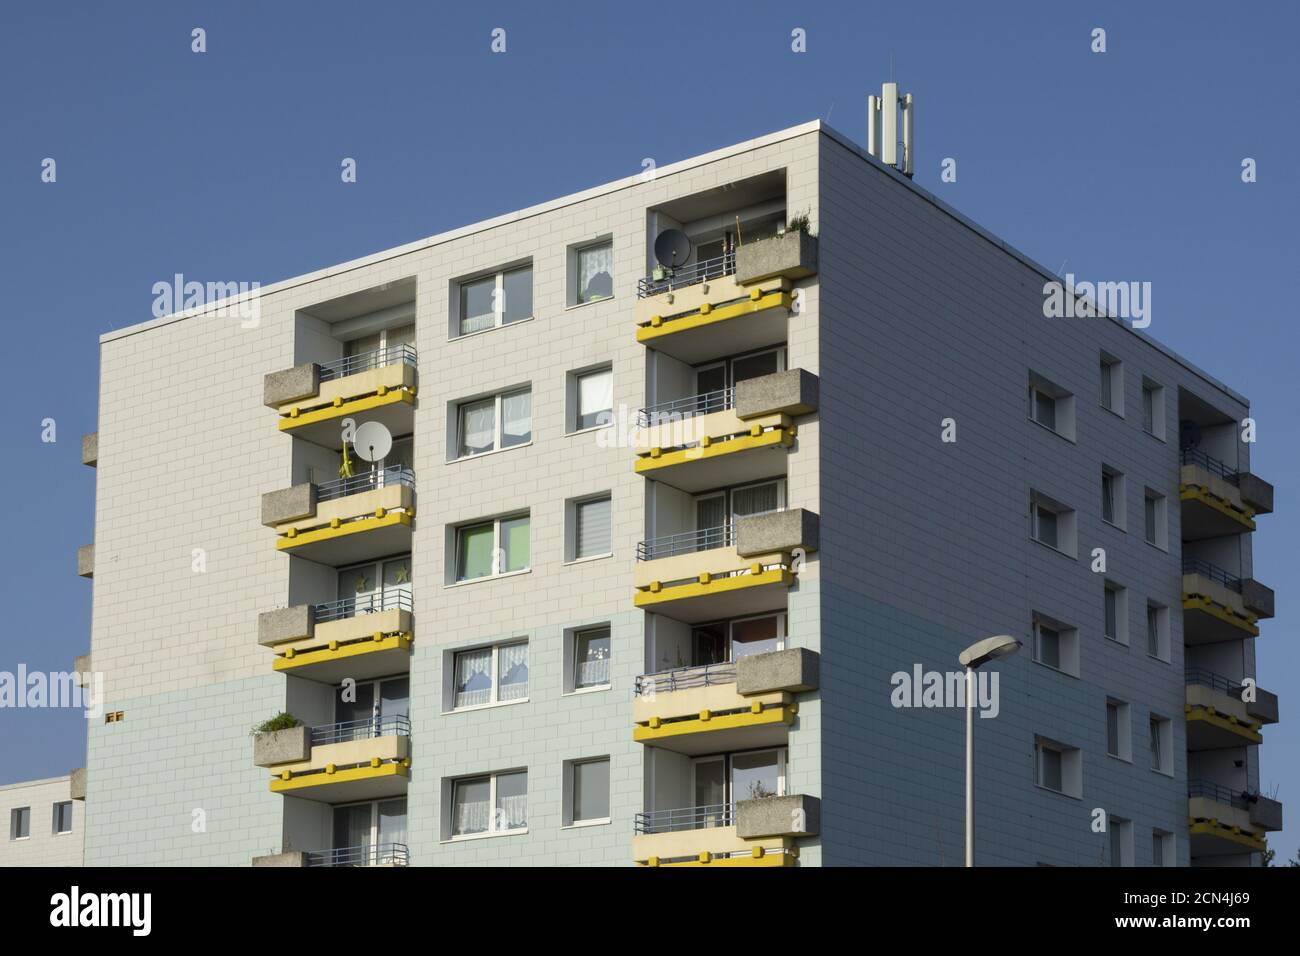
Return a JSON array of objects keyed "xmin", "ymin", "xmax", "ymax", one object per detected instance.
[{"xmin": 339, "ymin": 440, "xmax": 355, "ymax": 479}]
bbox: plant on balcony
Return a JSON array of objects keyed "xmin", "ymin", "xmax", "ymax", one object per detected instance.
[
  {"xmin": 786, "ymin": 210, "xmax": 814, "ymax": 236},
  {"xmin": 252, "ymin": 712, "xmax": 301, "ymax": 735},
  {"xmin": 746, "ymin": 781, "xmax": 778, "ymax": 800}
]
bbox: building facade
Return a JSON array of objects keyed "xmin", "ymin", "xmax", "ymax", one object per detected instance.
[
  {"xmin": 69, "ymin": 121, "xmax": 1277, "ymax": 867},
  {"xmin": 0, "ymin": 775, "xmax": 85, "ymax": 867}
]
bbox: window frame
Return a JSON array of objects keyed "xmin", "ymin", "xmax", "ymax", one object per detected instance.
[
  {"xmin": 1106, "ymin": 698, "xmax": 1132, "ymax": 762},
  {"xmin": 454, "ymin": 387, "xmax": 532, "ymax": 460},
  {"xmin": 564, "ymin": 757, "xmax": 612, "ymax": 827},
  {"xmin": 453, "ymin": 512, "xmax": 531, "ymax": 583},
  {"xmin": 52, "ymin": 801, "xmax": 73, "ymax": 835},
  {"xmin": 1149, "ymin": 714, "xmax": 1173, "ymax": 775},
  {"xmin": 571, "ymin": 625, "xmax": 613, "ymax": 692},
  {"xmin": 1141, "ymin": 379, "xmax": 1166, "ymax": 440},
  {"xmin": 455, "ymin": 262, "xmax": 534, "ymax": 337},
  {"xmin": 448, "ymin": 770, "xmax": 529, "ymax": 839},
  {"xmin": 1143, "ymin": 488, "xmax": 1168, "ymax": 550},
  {"xmin": 569, "ymin": 237, "xmax": 614, "ymax": 307},
  {"xmin": 569, "ymin": 364, "xmax": 614, "ymax": 434},
  {"xmin": 571, "ymin": 493, "xmax": 613, "ymax": 562},
  {"xmin": 10, "ymin": 806, "xmax": 31, "ymax": 841},
  {"xmin": 1099, "ymin": 352, "xmax": 1124, "ymax": 416},
  {"xmin": 1101, "ymin": 465, "xmax": 1126, "ymax": 530},
  {"xmin": 449, "ymin": 639, "xmax": 530, "ymax": 711},
  {"xmin": 1104, "ymin": 582, "xmax": 1128, "ymax": 646}
]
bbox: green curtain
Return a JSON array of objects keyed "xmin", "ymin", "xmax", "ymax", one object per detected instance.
[
  {"xmin": 458, "ymin": 524, "xmax": 494, "ymax": 580},
  {"xmin": 502, "ymin": 517, "xmax": 530, "ymax": 572}
]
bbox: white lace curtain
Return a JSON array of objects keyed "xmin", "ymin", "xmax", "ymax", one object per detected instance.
[
  {"xmin": 460, "ymin": 400, "xmax": 496, "ymax": 456},
  {"xmin": 578, "ymin": 243, "xmax": 613, "ymax": 301},
  {"xmin": 498, "ymin": 642, "xmax": 529, "ymax": 700},
  {"xmin": 454, "ymin": 649, "xmax": 492, "ymax": 709}
]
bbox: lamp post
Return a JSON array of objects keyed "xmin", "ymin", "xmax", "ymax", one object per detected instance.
[{"xmin": 958, "ymin": 634, "xmax": 1021, "ymax": 867}]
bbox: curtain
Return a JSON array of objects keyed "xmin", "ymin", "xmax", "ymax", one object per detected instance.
[
  {"xmin": 459, "ymin": 399, "xmax": 496, "ymax": 456},
  {"xmin": 332, "ymin": 804, "xmax": 372, "ymax": 860},
  {"xmin": 575, "ymin": 497, "xmax": 611, "ymax": 559},
  {"xmin": 495, "ymin": 772, "xmax": 528, "ymax": 829},
  {"xmin": 501, "ymin": 390, "xmax": 532, "ymax": 447},
  {"xmin": 378, "ymin": 798, "xmax": 407, "ymax": 853},
  {"xmin": 577, "ymin": 369, "xmax": 613, "ymax": 429},
  {"xmin": 696, "ymin": 495, "xmax": 728, "ymax": 550},
  {"xmin": 460, "ymin": 276, "xmax": 496, "ymax": 334},
  {"xmin": 453, "ymin": 778, "xmax": 491, "ymax": 835},
  {"xmin": 454, "ymin": 648, "xmax": 492, "ymax": 709},
  {"xmin": 498, "ymin": 642, "xmax": 529, "ymax": 701},
  {"xmin": 578, "ymin": 243, "xmax": 613, "ymax": 302},
  {"xmin": 458, "ymin": 524, "xmax": 494, "ymax": 581},
  {"xmin": 575, "ymin": 628, "xmax": 610, "ymax": 689},
  {"xmin": 501, "ymin": 516, "xmax": 530, "ymax": 572},
  {"xmin": 732, "ymin": 481, "xmax": 780, "ymax": 519}
]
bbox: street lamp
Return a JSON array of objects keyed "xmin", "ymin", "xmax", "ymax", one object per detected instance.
[{"xmin": 958, "ymin": 634, "xmax": 1021, "ymax": 867}]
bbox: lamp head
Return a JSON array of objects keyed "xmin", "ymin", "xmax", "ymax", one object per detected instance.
[{"xmin": 959, "ymin": 634, "xmax": 1021, "ymax": 669}]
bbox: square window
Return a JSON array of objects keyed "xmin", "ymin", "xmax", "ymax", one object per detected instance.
[
  {"xmin": 1030, "ymin": 490, "xmax": 1076, "ymax": 556},
  {"xmin": 454, "ymin": 514, "xmax": 530, "ymax": 582},
  {"xmin": 456, "ymin": 264, "xmax": 533, "ymax": 336},
  {"xmin": 1032, "ymin": 613, "xmax": 1078, "ymax": 676},
  {"xmin": 1035, "ymin": 737, "xmax": 1081, "ymax": 797},
  {"xmin": 1028, "ymin": 372, "xmax": 1075, "ymax": 440},
  {"xmin": 572, "ymin": 240, "xmax": 614, "ymax": 304},
  {"xmin": 453, "ymin": 388, "xmax": 531, "ymax": 459},
  {"xmin": 451, "ymin": 641, "xmax": 529, "ymax": 710}
]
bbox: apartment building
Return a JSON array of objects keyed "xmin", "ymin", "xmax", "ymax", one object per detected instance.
[
  {"xmin": 70, "ymin": 118, "xmax": 1278, "ymax": 867},
  {"xmin": 0, "ymin": 775, "xmax": 85, "ymax": 867}
]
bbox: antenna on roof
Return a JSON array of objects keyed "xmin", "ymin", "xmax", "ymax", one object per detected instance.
[{"xmin": 867, "ymin": 80, "xmax": 915, "ymax": 178}]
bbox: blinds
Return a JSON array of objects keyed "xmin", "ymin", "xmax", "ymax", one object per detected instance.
[{"xmin": 576, "ymin": 497, "xmax": 611, "ymax": 558}]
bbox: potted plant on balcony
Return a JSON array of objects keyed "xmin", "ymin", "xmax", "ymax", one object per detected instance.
[{"xmin": 252, "ymin": 713, "xmax": 310, "ymax": 768}]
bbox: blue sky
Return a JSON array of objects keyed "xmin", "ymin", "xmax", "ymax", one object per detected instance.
[{"xmin": 1, "ymin": 1, "xmax": 1295, "ymax": 862}]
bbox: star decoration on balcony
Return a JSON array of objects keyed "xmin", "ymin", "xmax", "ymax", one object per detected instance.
[
  {"xmin": 395, "ymin": 565, "xmax": 409, "ymax": 584},
  {"xmin": 354, "ymin": 574, "xmax": 370, "ymax": 593}
]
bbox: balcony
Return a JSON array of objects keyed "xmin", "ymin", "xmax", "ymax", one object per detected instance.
[
  {"xmin": 252, "ymin": 844, "xmax": 409, "ymax": 867},
  {"xmin": 633, "ymin": 648, "xmax": 818, "ymax": 755},
  {"xmin": 1182, "ymin": 558, "xmax": 1266, "ymax": 644},
  {"xmin": 632, "ymin": 794, "xmax": 819, "ymax": 867},
  {"xmin": 264, "ymin": 344, "xmax": 417, "ymax": 448},
  {"xmin": 262, "ymin": 466, "xmax": 414, "ymax": 565},
  {"xmin": 634, "ymin": 510, "xmax": 817, "ymax": 622},
  {"xmin": 634, "ymin": 369, "xmax": 817, "ymax": 492},
  {"xmin": 1184, "ymin": 669, "xmax": 1274, "ymax": 749},
  {"xmin": 1188, "ymin": 779, "xmax": 1281, "ymax": 857},
  {"xmin": 258, "ymin": 716, "xmax": 411, "ymax": 803},
  {"xmin": 259, "ymin": 592, "xmax": 413, "ymax": 683},
  {"xmin": 634, "ymin": 269, "xmax": 795, "ymax": 364},
  {"xmin": 1179, "ymin": 448, "xmax": 1273, "ymax": 539}
]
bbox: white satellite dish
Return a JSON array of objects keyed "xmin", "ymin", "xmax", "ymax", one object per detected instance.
[{"xmin": 353, "ymin": 421, "xmax": 393, "ymax": 462}]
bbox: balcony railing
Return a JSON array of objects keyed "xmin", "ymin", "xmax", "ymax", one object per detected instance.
[
  {"xmin": 635, "ymin": 388, "xmax": 734, "ymax": 428},
  {"xmin": 314, "ymin": 589, "xmax": 413, "ymax": 624},
  {"xmin": 1180, "ymin": 447, "xmax": 1239, "ymax": 485},
  {"xmin": 1181, "ymin": 557, "xmax": 1242, "ymax": 593},
  {"xmin": 307, "ymin": 842, "xmax": 409, "ymax": 867},
  {"xmin": 310, "ymin": 714, "xmax": 411, "ymax": 746},
  {"xmin": 317, "ymin": 465, "xmax": 415, "ymax": 503},
  {"xmin": 635, "ymin": 803, "xmax": 734, "ymax": 835},
  {"xmin": 636, "ymin": 251, "xmax": 735, "ymax": 299},
  {"xmin": 638, "ymin": 523, "xmax": 734, "ymax": 561},
  {"xmin": 1185, "ymin": 668, "xmax": 1246, "ymax": 697},
  {"xmin": 319, "ymin": 344, "xmax": 418, "ymax": 383},
  {"xmin": 1188, "ymin": 778, "xmax": 1254, "ymax": 810},
  {"xmin": 635, "ymin": 662, "xmax": 737, "ymax": 697}
]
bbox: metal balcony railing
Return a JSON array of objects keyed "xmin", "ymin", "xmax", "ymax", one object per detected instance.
[
  {"xmin": 319, "ymin": 343, "xmax": 417, "ymax": 382},
  {"xmin": 309, "ymin": 714, "xmax": 411, "ymax": 746},
  {"xmin": 1185, "ymin": 668, "xmax": 1246, "ymax": 697},
  {"xmin": 636, "ymin": 251, "xmax": 735, "ymax": 299},
  {"xmin": 1180, "ymin": 447, "xmax": 1239, "ymax": 485},
  {"xmin": 307, "ymin": 843, "xmax": 409, "ymax": 867},
  {"xmin": 634, "ymin": 662, "xmax": 737, "ymax": 697},
  {"xmin": 1188, "ymin": 778, "xmax": 1254, "ymax": 810},
  {"xmin": 314, "ymin": 590, "xmax": 413, "ymax": 624},
  {"xmin": 635, "ymin": 388, "xmax": 734, "ymax": 428},
  {"xmin": 316, "ymin": 465, "xmax": 415, "ymax": 503},
  {"xmin": 634, "ymin": 803, "xmax": 733, "ymax": 835},
  {"xmin": 637, "ymin": 523, "xmax": 733, "ymax": 561},
  {"xmin": 1181, "ymin": 557, "xmax": 1242, "ymax": 593}
]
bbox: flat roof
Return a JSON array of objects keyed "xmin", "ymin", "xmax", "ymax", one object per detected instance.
[
  {"xmin": 0, "ymin": 774, "xmax": 70, "ymax": 792},
  {"xmin": 102, "ymin": 120, "xmax": 1246, "ymax": 406}
]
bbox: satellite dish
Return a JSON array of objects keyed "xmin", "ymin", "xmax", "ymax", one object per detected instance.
[
  {"xmin": 654, "ymin": 229, "xmax": 692, "ymax": 269},
  {"xmin": 353, "ymin": 421, "xmax": 393, "ymax": 462}
]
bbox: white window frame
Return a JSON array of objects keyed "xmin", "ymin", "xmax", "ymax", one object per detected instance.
[
  {"xmin": 569, "ymin": 238, "xmax": 614, "ymax": 306},
  {"xmin": 569, "ymin": 625, "xmax": 613, "ymax": 692},
  {"xmin": 570, "ymin": 493, "xmax": 613, "ymax": 562},
  {"xmin": 1028, "ymin": 372, "xmax": 1076, "ymax": 441},
  {"xmin": 568, "ymin": 365, "xmax": 614, "ymax": 434},
  {"xmin": 456, "ymin": 263, "xmax": 533, "ymax": 337},
  {"xmin": 453, "ymin": 512, "xmax": 531, "ymax": 583},
  {"xmin": 454, "ymin": 387, "xmax": 532, "ymax": 460},
  {"xmin": 563, "ymin": 757, "xmax": 612, "ymax": 828},
  {"xmin": 1031, "ymin": 613, "xmax": 1078, "ymax": 676},
  {"xmin": 448, "ymin": 640, "xmax": 530, "ymax": 712},
  {"xmin": 448, "ymin": 771, "xmax": 528, "ymax": 839}
]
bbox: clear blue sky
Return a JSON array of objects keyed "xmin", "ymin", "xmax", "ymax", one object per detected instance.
[{"xmin": 1, "ymin": 1, "xmax": 1295, "ymax": 862}]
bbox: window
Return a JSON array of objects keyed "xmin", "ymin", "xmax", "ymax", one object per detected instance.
[
  {"xmin": 1106, "ymin": 699, "xmax": 1131, "ymax": 761},
  {"xmin": 1142, "ymin": 379, "xmax": 1165, "ymax": 439},
  {"xmin": 1101, "ymin": 466, "xmax": 1125, "ymax": 529},
  {"xmin": 344, "ymin": 323, "xmax": 414, "ymax": 365},
  {"xmin": 450, "ymin": 641, "xmax": 529, "ymax": 710},
  {"xmin": 1030, "ymin": 490, "xmax": 1076, "ymax": 557},
  {"xmin": 1143, "ymin": 489, "xmax": 1167, "ymax": 549},
  {"xmin": 332, "ymin": 798, "xmax": 407, "ymax": 865},
  {"xmin": 457, "ymin": 263, "xmax": 533, "ymax": 336},
  {"xmin": 455, "ymin": 513, "xmax": 530, "ymax": 582},
  {"xmin": 1031, "ymin": 613, "xmax": 1078, "ymax": 675},
  {"xmin": 687, "ymin": 614, "xmax": 787, "ymax": 668},
  {"xmin": 1149, "ymin": 715, "xmax": 1172, "ymax": 774},
  {"xmin": 52, "ymin": 802, "xmax": 73, "ymax": 835},
  {"xmin": 570, "ymin": 366, "xmax": 613, "ymax": 432},
  {"xmin": 1100, "ymin": 353, "xmax": 1124, "ymax": 415},
  {"xmin": 1109, "ymin": 817, "xmax": 1133, "ymax": 867},
  {"xmin": 571, "ymin": 626, "xmax": 612, "ymax": 691},
  {"xmin": 570, "ymin": 239, "xmax": 613, "ymax": 305},
  {"xmin": 1104, "ymin": 583, "xmax": 1128, "ymax": 645},
  {"xmin": 1152, "ymin": 830, "xmax": 1174, "ymax": 867},
  {"xmin": 10, "ymin": 807, "xmax": 30, "ymax": 840},
  {"xmin": 564, "ymin": 758, "xmax": 611, "ymax": 826},
  {"xmin": 1146, "ymin": 602, "xmax": 1169, "ymax": 660},
  {"xmin": 571, "ymin": 494, "xmax": 612, "ymax": 560},
  {"xmin": 450, "ymin": 770, "xmax": 528, "ymax": 838},
  {"xmin": 336, "ymin": 555, "xmax": 412, "ymax": 616},
  {"xmin": 1034, "ymin": 737, "xmax": 1081, "ymax": 797},
  {"xmin": 455, "ymin": 388, "xmax": 532, "ymax": 458},
  {"xmin": 1028, "ymin": 372, "xmax": 1075, "ymax": 440}
]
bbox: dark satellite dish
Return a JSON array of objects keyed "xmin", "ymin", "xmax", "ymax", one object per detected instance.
[{"xmin": 654, "ymin": 229, "xmax": 692, "ymax": 270}]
